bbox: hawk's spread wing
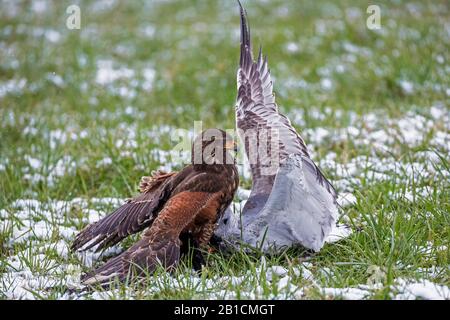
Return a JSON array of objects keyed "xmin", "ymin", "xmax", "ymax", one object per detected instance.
[
  {"xmin": 218, "ymin": 2, "xmax": 338, "ymax": 251},
  {"xmin": 81, "ymin": 191, "xmax": 216, "ymax": 286},
  {"xmin": 71, "ymin": 171, "xmax": 176, "ymax": 252}
]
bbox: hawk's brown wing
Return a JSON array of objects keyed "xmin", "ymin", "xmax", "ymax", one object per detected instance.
[
  {"xmin": 81, "ymin": 191, "xmax": 217, "ymax": 286},
  {"xmin": 71, "ymin": 171, "xmax": 177, "ymax": 252}
]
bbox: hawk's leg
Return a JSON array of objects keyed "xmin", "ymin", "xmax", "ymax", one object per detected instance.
[
  {"xmin": 190, "ymin": 222, "xmax": 219, "ymax": 272},
  {"xmin": 191, "ymin": 240, "xmax": 206, "ymax": 272},
  {"xmin": 209, "ymin": 234, "xmax": 223, "ymax": 250},
  {"xmin": 179, "ymin": 232, "xmax": 206, "ymax": 272}
]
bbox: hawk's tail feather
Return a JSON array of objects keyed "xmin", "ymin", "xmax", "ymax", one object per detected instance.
[{"xmin": 81, "ymin": 237, "xmax": 181, "ymax": 287}]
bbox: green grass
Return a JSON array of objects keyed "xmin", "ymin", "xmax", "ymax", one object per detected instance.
[{"xmin": 0, "ymin": 0, "xmax": 449, "ymax": 300}]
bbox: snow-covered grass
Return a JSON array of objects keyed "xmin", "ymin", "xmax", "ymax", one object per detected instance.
[{"xmin": 0, "ymin": 0, "xmax": 449, "ymax": 300}]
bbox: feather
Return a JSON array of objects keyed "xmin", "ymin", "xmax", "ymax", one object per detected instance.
[{"xmin": 71, "ymin": 172, "xmax": 176, "ymax": 252}]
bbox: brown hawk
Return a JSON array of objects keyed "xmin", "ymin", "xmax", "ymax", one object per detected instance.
[{"xmin": 71, "ymin": 129, "xmax": 239, "ymax": 286}]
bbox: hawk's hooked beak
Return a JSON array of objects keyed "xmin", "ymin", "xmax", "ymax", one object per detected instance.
[{"xmin": 225, "ymin": 140, "xmax": 239, "ymax": 153}]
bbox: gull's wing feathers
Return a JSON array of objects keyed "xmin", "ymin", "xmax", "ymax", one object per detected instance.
[
  {"xmin": 81, "ymin": 191, "xmax": 215, "ymax": 286},
  {"xmin": 236, "ymin": 2, "xmax": 336, "ymax": 199},
  {"xmin": 237, "ymin": 2, "xmax": 309, "ymax": 161},
  {"xmin": 71, "ymin": 171, "xmax": 177, "ymax": 252}
]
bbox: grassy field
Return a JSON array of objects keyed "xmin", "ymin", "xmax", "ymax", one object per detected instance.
[{"xmin": 0, "ymin": 0, "xmax": 449, "ymax": 299}]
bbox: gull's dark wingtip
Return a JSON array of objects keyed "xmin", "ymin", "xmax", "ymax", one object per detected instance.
[
  {"xmin": 237, "ymin": 0, "xmax": 244, "ymax": 13},
  {"xmin": 239, "ymin": 0, "xmax": 250, "ymax": 45},
  {"xmin": 238, "ymin": 0, "xmax": 252, "ymax": 67}
]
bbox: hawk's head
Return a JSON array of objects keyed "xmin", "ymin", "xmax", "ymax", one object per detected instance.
[{"xmin": 191, "ymin": 129, "xmax": 238, "ymax": 166}]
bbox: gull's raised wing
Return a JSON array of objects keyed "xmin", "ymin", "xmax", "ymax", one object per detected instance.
[
  {"xmin": 236, "ymin": 1, "xmax": 335, "ymax": 200},
  {"xmin": 219, "ymin": 2, "xmax": 339, "ymax": 251}
]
